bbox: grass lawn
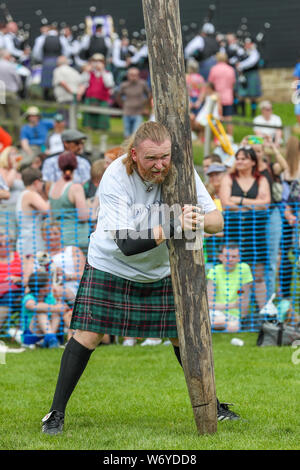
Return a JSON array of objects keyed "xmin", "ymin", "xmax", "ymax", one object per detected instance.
[{"xmin": 1, "ymin": 332, "xmax": 299, "ymax": 450}]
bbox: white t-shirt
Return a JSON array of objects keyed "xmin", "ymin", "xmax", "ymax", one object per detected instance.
[
  {"xmin": 53, "ymin": 64, "xmax": 84, "ymax": 103},
  {"xmin": 253, "ymin": 114, "xmax": 282, "ymax": 140},
  {"xmin": 195, "ymin": 96, "xmax": 219, "ymax": 127},
  {"xmin": 47, "ymin": 133, "xmax": 64, "ymax": 155},
  {"xmin": 88, "ymin": 155, "xmax": 217, "ymax": 282}
]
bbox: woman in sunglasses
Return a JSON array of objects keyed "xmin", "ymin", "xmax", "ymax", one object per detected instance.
[{"xmin": 219, "ymin": 146, "xmax": 271, "ymax": 313}]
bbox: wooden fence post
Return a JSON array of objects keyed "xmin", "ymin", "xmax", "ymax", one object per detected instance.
[{"xmin": 69, "ymin": 102, "xmax": 78, "ymax": 129}]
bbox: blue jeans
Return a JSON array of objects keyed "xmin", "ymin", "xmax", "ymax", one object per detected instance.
[
  {"xmin": 123, "ymin": 115, "xmax": 143, "ymax": 137},
  {"xmin": 266, "ymin": 206, "xmax": 282, "ymax": 299}
]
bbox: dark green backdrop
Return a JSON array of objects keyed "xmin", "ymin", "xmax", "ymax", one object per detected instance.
[{"xmin": 3, "ymin": 0, "xmax": 299, "ymax": 67}]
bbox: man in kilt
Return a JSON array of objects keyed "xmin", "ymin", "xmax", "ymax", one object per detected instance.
[
  {"xmin": 42, "ymin": 121, "xmax": 239, "ymax": 435},
  {"xmin": 236, "ymin": 37, "xmax": 262, "ymax": 118}
]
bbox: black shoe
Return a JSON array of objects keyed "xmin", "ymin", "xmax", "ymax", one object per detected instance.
[
  {"xmin": 217, "ymin": 402, "xmax": 240, "ymax": 421},
  {"xmin": 42, "ymin": 410, "xmax": 64, "ymax": 435}
]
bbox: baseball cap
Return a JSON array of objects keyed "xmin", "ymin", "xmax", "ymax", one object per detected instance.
[
  {"xmin": 54, "ymin": 113, "xmax": 64, "ymax": 122},
  {"xmin": 61, "ymin": 129, "xmax": 87, "ymax": 142},
  {"xmin": 206, "ymin": 163, "xmax": 227, "ymax": 175}
]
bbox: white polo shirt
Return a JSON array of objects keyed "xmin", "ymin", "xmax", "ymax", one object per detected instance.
[
  {"xmin": 88, "ymin": 155, "xmax": 216, "ymax": 282},
  {"xmin": 253, "ymin": 114, "xmax": 282, "ymax": 140}
]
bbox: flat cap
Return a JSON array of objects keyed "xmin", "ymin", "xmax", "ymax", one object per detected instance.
[
  {"xmin": 206, "ymin": 163, "xmax": 227, "ymax": 175},
  {"xmin": 61, "ymin": 129, "xmax": 87, "ymax": 142}
]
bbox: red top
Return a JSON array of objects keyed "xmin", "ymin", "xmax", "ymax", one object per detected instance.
[
  {"xmin": 0, "ymin": 126, "xmax": 13, "ymax": 153},
  {"xmin": 0, "ymin": 252, "xmax": 23, "ymax": 283},
  {"xmin": 85, "ymin": 72, "xmax": 110, "ymax": 102}
]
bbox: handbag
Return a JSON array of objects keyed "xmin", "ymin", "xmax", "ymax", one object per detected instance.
[
  {"xmin": 257, "ymin": 321, "xmax": 300, "ymax": 347},
  {"xmin": 272, "ymin": 181, "xmax": 283, "ymax": 203}
]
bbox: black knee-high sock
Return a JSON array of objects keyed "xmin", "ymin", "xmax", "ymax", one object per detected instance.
[
  {"xmin": 239, "ymin": 100, "xmax": 246, "ymax": 117},
  {"xmin": 173, "ymin": 345, "xmax": 182, "ymax": 367},
  {"xmin": 251, "ymin": 100, "xmax": 257, "ymax": 117},
  {"xmin": 50, "ymin": 337, "xmax": 95, "ymax": 414}
]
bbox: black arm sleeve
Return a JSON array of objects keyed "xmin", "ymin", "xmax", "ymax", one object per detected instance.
[
  {"xmin": 115, "ymin": 228, "xmax": 157, "ymax": 256},
  {"xmin": 114, "ymin": 217, "xmax": 175, "ymax": 256}
]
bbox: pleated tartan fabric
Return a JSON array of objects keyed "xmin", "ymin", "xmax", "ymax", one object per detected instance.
[{"xmin": 70, "ymin": 263, "xmax": 178, "ymax": 338}]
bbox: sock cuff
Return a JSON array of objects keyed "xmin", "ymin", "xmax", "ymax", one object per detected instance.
[{"xmin": 67, "ymin": 337, "xmax": 95, "ymax": 358}]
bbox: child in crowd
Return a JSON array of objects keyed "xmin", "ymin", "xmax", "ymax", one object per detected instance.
[
  {"xmin": 190, "ymin": 82, "xmax": 222, "ymax": 143},
  {"xmin": 207, "ymin": 242, "xmax": 253, "ymax": 332},
  {"xmin": 22, "ymin": 271, "xmax": 69, "ymax": 348},
  {"xmin": 186, "ymin": 58, "xmax": 205, "ymax": 116}
]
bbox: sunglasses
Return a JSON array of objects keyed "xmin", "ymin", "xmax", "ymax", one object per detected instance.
[{"xmin": 239, "ymin": 145, "xmax": 252, "ymax": 150}]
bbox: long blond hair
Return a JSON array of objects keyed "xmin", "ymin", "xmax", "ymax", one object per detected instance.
[
  {"xmin": 0, "ymin": 146, "xmax": 15, "ymax": 169},
  {"xmin": 286, "ymin": 136, "xmax": 300, "ymax": 178},
  {"xmin": 122, "ymin": 121, "xmax": 171, "ymax": 175}
]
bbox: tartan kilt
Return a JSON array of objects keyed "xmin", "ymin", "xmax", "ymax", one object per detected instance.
[
  {"xmin": 70, "ymin": 263, "xmax": 178, "ymax": 338},
  {"xmin": 41, "ymin": 57, "xmax": 57, "ymax": 88},
  {"xmin": 238, "ymin": 70, "xmax": 262, "ymax": 98},
  {"xmin": 82, "ymin": 98, "xmax": 110, "ymax": 130}
]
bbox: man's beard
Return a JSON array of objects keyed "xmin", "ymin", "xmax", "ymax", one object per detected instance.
[{"xmin": 140, "ymin": 164, "xmax": 171, "ymax": 184}]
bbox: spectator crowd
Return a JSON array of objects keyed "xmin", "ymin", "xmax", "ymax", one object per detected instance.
[{"xmin": 0, "ymin": 14, "xmax": 300, "ymax": 347}]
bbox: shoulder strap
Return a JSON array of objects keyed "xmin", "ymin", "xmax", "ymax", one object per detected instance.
[
  {"xmin": 48, "ymin": 183, "xmax": 54, "ymax": 198},
  {"xmin": 63, "ymin": 182, "xmax": 73, "ymax": 193}
]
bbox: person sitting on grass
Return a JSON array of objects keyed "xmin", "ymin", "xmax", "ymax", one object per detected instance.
[
  {"xmin": 22, "ymin": 271, "xmax": 69, "ymax": 348},
  {"xmin": 0, "ymin": 230, "xmax": 25, "ymax": 332},
  {"xmin": 207, "ymin": 242, "xmax": 253, "ymax": 332}
]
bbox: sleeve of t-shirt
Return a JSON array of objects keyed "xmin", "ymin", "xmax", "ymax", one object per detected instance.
[
  {"xmin": 194, "ymin": 169, "xmax": 217, "ymax": 213},
  {"xmin": 0, "ymin": 126, "xmax": 12, "ymax": 150},
  {"xmin": 20, "ymin": 125, "xmax": 29, "ymax": 141},
  {"xmin": 253, "ymin": 116, "xmax": 262, "ymax": 132},
  {"xmin": 45, "ymin": 293, "xmax": 57, "ymax": 305},
  {"xmin": 207, "ymin": 266, "xmax": 216, "ymax": 282},
  {"xmin": 118, "ymin": 82, "xmax": 126, "ymax": 99},
  {"xmin": 240, "ymin": 263, "xmax": 253, "ymax": 284},
  {"xmin": 43, "ymin": 120, "xmax": 54, "ymax": 131},
  {"xmin": 99, "ymin": 173, "xmax": 136, "ymax": 232},
  {"xmin": 23, "ymin": 293, "xmax": 35, "ymax": 309},
  {"xmin": 52, "ymin": 68, "xmax": 61, "ymax": 86},
  {"xmin": 207, "ymin": 69, "xmax": 214, "ymax": 83}
]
